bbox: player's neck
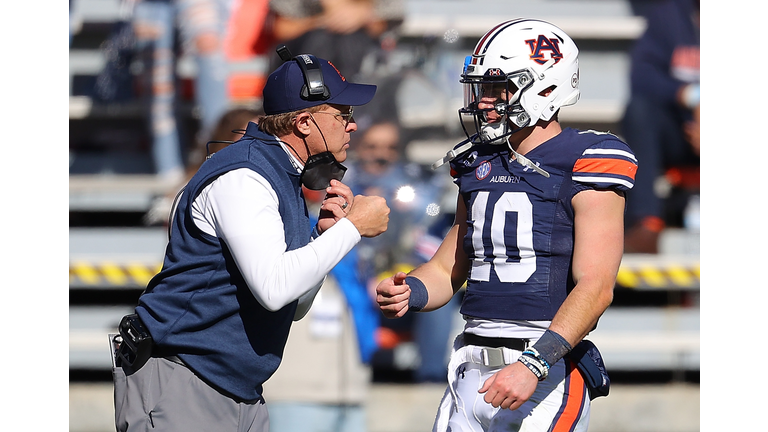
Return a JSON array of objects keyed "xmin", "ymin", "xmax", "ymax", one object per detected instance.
[{"xmin": 508, "ymin": 120, "xmax": 562, "ymax": 154}]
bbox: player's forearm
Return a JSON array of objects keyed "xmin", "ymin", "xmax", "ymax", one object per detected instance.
[
  {"xmin": 518, "ymin": 273, "xmax": 614, "ymax": 380},
  {"xmin": 547, "ymin": 275, "xmax": 614, "ymax": 346},
  {"xmin": 537, "ymin": 188, "xmax": 623, "ymax": 352},
  {"xmin": 408, "ymin": 223, "xmax": 468, "ymax": 311},
  {"xmin": 557, "ymin": 188, "xmax": 624, "ymax": 344},
  {"xmin": 407, "ymin": 263, "xmax": 457, "ymax": 311}
]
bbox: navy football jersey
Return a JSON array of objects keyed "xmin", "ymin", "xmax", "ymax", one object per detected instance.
[{"xmin": 450, "ymin": 128, "xmax": 637, "ymax": 321}]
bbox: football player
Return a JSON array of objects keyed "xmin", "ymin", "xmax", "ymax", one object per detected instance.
[{"xmin": 376, "ymin": 19, "xmax": 637, "ymax": 431}]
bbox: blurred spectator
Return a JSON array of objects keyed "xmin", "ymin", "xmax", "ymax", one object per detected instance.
[
  {"xmin": 622, "ymin": 0, "xmax": 700, "ymax": 253},
  {"xmin": 345, "ymin": 120, "xmax": 460, "ymax": 382},
  {"xmin": 92, "ymin": 0, "xmax": 136, "ymax": 103},
  {"xmin": 70, "ymin": 0, "xmax": 77, "ymax": 46},
  {"xmin": 185, "ymin": 106, "xmax": 264, "ymax": 176},
  {"xmin": 263, "ymin": 197, "xmax": 378, "ymax": 432},
  {"xmin": 267, "ymin": 0, "xmax": 404, "ymax": 81},
  {"xmin": 266, "ymin": 0, "xmax": 407, "ymax": 136},
  {"xmin": 131, "ymin": 0, "xmax": 232, "ymax": 182},
  {"xmin": 143, "ymin": 106, "xmax": 263, "ymax": 226},
  {"xmin": 224, "ymin": 0, "xmax": 274, "ymax": 102},
  {"xmin": 346, "ymin": 121, "xmax": 429, "ymax": 281}
]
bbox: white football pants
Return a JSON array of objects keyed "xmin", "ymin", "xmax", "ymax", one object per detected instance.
[{"xmin": 432, "ymin": 334, "xmax": 590, "ymax": 432}]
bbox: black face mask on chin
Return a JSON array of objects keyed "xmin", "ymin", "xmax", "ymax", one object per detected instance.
[{"xmin": 300, "ymin": 151, "xmax": 347, "ymax": 190}]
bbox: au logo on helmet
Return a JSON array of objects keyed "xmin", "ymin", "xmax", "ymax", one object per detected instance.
[{"xmin": 525, "ymin": 35, "xmax": 564, "ymax": 65}]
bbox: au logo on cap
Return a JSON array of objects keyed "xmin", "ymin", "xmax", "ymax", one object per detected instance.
[{"xmin": 327, "ymin": 60, "xmax": 346, "ymax": 82}]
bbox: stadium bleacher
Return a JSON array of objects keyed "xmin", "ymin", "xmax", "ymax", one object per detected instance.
[{"xmin": 69, "ymin": 2, "xmax": 699, "ymax": 431}]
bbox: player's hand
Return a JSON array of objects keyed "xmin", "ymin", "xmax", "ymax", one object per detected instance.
[
  {"xmin": 478, "ymin": 362, "xmax": 539, "ymax": 410},
  {"xmin": 317, "ymin": 180, "xmax": 355, "ymax": 234},
  {"xmin": 376, "ymin": 272, "xmax": 410, "ymax": 318},
  {"xmin": 346, "ymin": 194, "xmax": 389, "ymax": 238}
]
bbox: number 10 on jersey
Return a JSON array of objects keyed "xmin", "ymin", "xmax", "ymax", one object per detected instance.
[{"xmin": 469, "ymin": 191, "xmax": 537, "ymax": 284}]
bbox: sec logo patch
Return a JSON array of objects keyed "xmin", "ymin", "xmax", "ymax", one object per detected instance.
[{"xmin": 476, "ymin": 161, "xmax": 491, "ymax": 180}]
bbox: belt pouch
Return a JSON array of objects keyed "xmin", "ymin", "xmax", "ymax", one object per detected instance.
[
  {"xmin": 116, "ymin": 313, "xmax": 154, "ymax": 374},
  {"xmin": 569, "ymin": 339, "xmax": 610, "ymax": 400}
]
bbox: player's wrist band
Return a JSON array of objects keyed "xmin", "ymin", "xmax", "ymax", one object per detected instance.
[
  {"xmin": 531, "ymin": 329, "xmax": 572, "ymax": 367},
  {"xmin": 405, "ymin": 276, "xmax": 428, "ymax": 312},
  {"xmin": 518, "ymin": 348, "xmax": 549, "ymax": 381}
]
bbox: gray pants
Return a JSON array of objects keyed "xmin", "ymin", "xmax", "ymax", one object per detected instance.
[{"xmin": 113, "ymin": 357, "xmax": 269, "ymax": 432}]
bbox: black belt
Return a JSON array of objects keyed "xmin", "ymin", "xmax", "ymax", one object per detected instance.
[
  {"xmin": 152, "ymin": 346, "xmax": 186, "ymax": 367},
  {"xmin": 160, "ymin": 354, "xmax": 185, "ymax": 366},
  {"xmin": 463, "ymin": 333, "xmax": 529, "ymax": 351}
]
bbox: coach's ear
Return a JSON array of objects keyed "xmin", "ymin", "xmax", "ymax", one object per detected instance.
[{"xmin": 293, "ymin": 112, "xmax": 313, "ymax": 137}]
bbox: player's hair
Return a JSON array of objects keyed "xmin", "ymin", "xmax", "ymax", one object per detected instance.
[{"xmin": 257, "ymin": 104, "xmax": 327, "ymax": 137}]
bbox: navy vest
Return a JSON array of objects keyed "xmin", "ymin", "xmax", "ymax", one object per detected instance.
[{"xmin": 136, "ymin": 123, "xmax": 311, "ymax": 402}]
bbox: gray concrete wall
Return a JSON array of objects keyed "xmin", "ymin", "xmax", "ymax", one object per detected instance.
[{"xmin": 71, "ymin": 382, "xmax": 699, "ymax": 432}]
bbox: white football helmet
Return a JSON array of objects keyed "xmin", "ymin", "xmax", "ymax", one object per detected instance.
[{"xmin": 459, "ymin": 19, "xmax": 580, "ymax": 144}]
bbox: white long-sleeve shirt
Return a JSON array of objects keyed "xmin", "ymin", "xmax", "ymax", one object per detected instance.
[{"xmin": 188, "ymin": 145, "xmax": 361, "ymax": 320}]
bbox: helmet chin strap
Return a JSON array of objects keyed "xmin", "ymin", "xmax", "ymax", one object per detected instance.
[
  {"xmin": 508, "ymin": 145, "xmax": 550, "ymax": 178},
  {"xmin": 431, "ymin": 135, "xmax": 479, "ymax": 170},
  {"xmin": 433, "ymin": 116, "xmax": 549, "ymax": 178},
  {"xmin": 483, "ymin": 120, "xmax": 551, "ymax": 178}
]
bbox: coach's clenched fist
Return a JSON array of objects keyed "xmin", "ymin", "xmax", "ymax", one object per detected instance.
[
  {"xmin": 346, "ymin": 194, "xmax": 389, "ymax": 237},
  {"xmin": 317, "ymin": 179, "xmax": 389, "ymax": 237}
]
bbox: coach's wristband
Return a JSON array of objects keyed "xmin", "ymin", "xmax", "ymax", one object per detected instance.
[
  {"xmin": 405, "ymin": 276, "xmax": 428, "ymax": 312},
  {"xmin": 532, "ymin": 329, "xmax": 572, "ymax": 367}
]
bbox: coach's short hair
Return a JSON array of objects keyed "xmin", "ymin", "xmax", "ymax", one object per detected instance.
[{"xmin": 257, "ymin": 104, "xmax": 328, "ymax": 137}]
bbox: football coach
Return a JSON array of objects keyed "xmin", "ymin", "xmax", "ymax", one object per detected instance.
[{"xmin": 111, "ymin": 49, "xmax": 390, "ymax": 432}]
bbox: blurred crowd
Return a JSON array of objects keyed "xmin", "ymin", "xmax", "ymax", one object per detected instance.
[
  {"xmin": 70, "ymin": 0, "xmax": 699, "ymax": 430},
  {"xmin": 623, "ymin": 0, "xmax": 700, "ymax": 253}
]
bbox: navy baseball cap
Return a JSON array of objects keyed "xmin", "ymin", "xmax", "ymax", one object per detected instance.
[{"xmin": 262, "ymin": 55, "xmax": 377, "ymax": 115}]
